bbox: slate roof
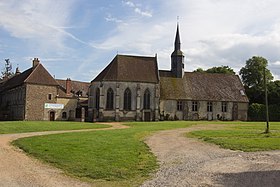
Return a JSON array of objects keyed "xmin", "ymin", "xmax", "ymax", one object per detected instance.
[
  {"xmin": 160, "ymin": 71, "xmax": 249, "ymax": 103},
  {"xmin": 0, "ymin": 64, "xmax": 58, "ymax": 92},
  {"xmin": 92, "ymin": 54, "xmax": 159, "ymax": 83},
  {"xmin": 56, "ymin": 79, "xmax": 90, "ymax": 98}
]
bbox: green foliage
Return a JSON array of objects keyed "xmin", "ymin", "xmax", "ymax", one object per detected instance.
[
  {"xmin": 248, "ymin": 103, "xmax": 280, "ymax": 121},
  {"xmin": 239, "ymin": 56, "xmax": 273, "ymax": 89},
  {"xmin": 13, "ymin": 121, "xmax": 195, "ymax": 186},
  {"xmin": 248, "ymin": 103, "xmax": 266, "ymax": 121},
  {"xmin": 193, "ymin": 68, "xmax": 204, "ymax": 73},
  {"xmin": 0, "ymin": 121, "xmax": 109, "ymax": 134},
  {"xmin": 188, "ymin": 122, "xmax": 280, "ymax": 152},
  {"xmin": 205, "ymin": 65, "xmax": 235, "ymax": 74},
  {"xmin": 268, "ymin": 80, "xmax": 280, "ymax": 104},
  {"xmin": 193, "ymin": 66, "xmax": 235, "ymax": 74}
]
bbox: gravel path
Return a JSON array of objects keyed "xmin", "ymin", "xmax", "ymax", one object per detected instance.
[
  {"xmin": 1, "ymin": 123, "xmax": 279, "ymax": 187},
  {"xmin": 141, "ymin": 125, "xmax": 280, "ymax": 187},
  {"xmin": 0, "ymin": 123, "xmax": 128, "ymax": 187}
]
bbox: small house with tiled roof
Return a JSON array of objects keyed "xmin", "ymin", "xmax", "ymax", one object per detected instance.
[
  {"xmin": 89, "ymin": 24, "xmax": 249, "ymax": 121},
  {"xmin": 0, "ymin": 58, "xmax": 90, "ymax": 121},
  {"xmin": 0, "ymin": 58, "xmax": 59, "ymax": 120},
  {"xmin": 88, "ymin": 54, "xmax": 160, "ymax": 121}
]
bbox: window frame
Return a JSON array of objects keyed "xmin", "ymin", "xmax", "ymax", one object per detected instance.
[
  {"xmin": 106, "ymin": 88, "xmax": 114, "ymax": 110},
  {"xmin": 177, "ymin": 100, "xmax": 183, "ymax": 111},
  {"xmin": 48, "ymin": 93, "xmax": 52, "ymax": 100},
  {"xmin": 207, "ymin": 102, "xmax": 213, "ymax": 112},
  {"xmin": 95, "ymin": 88, "xmax": 100, "ymax": 110},
  {"xmin": 143, "ymin": 89, "xmax": 151, "ymax": 110},
  {"xmin": 62, "ymin": 112, "xmax": 67, "ymax": 119},
  {"xmin": 123, "ymin": 88, "xmax": 132, "ymax": 111},
  {"xmin": 192, "ymin": 101, "xmax": 198, "ymax": 112},
  {"xmin": 222, "ymin": 102, "xmax": 227, "ymax": 112}
]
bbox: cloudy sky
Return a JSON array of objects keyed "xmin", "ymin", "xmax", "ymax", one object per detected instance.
[{"xmin": 1, "ymin": 0, "xmax": 280, "ymax": 81}]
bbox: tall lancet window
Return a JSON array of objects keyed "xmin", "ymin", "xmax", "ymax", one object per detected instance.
[
  {"xmin": 143, "ymin": 89, "xmax": 150, "ymax": 109},
  {"xmin": 123, "ymin": 88, "xmax": 132, "ymax": 111},
  {"xmin": 95, "ymin": 88, "xmax": 100, "ymax": 110},
  {"xmin": 106, "ymin": 88, "xmax": 114, "ymax": 110}
]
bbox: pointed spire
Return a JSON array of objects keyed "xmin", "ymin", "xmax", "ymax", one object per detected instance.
[{"xmin": 174, "ymin": 23, "xmax": 181, "ymax": 51}]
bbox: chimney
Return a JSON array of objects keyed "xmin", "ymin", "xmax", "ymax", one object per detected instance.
[
  {"xmin": 66, "ymin": 78, "xmax": 72, "ymax": 95},
  {"xmin": 32, "ymin": 58, "xmax": 40, "ymax": 67},
  {"xmin": 15, "ymin": 67, "xmax": 21, "ymax": 75}
]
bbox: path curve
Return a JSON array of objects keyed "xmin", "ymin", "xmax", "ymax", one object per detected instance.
[
  {"xmin": 0, "ymin": 122, "xmax": 128, "ymax": 187},
  {"xmin": 141, "ymin": 125, "xmax": 280, "ymax": 187}
]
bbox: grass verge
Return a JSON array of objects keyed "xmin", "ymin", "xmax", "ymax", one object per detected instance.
[
  {"xmin": 13, "ymin": 121, "xmax": 196, "ymax": 186},
  {"xmin": 0, "ymin": 121, "xmax": 110, "ymax": 134},
  {"xmin": 188, "ymin": 122, "xmax": 280, "ymax": 152}
]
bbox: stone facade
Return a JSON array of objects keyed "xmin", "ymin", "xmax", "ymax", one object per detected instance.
[
  {"xmin": 0, "ymin": 59, "xmax": 89, "ymax": 121},
  {"xmin": 160, "ymin": 100, "xmax": 248, "ymax": 121},
  {"xmin": 25, "ymin": 84, "xmax": 58, "ymax": 121},
  {"xmin": 0, "ymin": 85, "xmax": 25, "ymax": 120},
  {"xmin": 89, "ymin": 24, "xmax": 249, "ymax": 122},
  {"xmin": 89, "ymin": 81, "xmax": 159, "ymax": 121}
]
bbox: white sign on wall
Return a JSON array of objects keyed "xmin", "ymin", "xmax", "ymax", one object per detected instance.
[{"xmin": 44, "ymin": 103, "xmax": 64, "ymax": 109}]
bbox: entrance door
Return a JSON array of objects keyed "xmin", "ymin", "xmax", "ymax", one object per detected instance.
[
  {"xmin": 50, "ymin": 111, "xmax": 55, "ymax": 121},
  {"xmin": 233, "ymin": 103, "xmax": 238, "ymax": 120},
  {"xmin": 144, "ymin": 112, "xmax": 151, "ymax": 121}
]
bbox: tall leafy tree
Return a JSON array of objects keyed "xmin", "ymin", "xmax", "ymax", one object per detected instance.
[
  {"xmin": 240, "ymin": 56, "xmax": 274, "ymax": 105},
  {"xmin": 239, "ymin": 56, "xmax": 273, "ymax": 89}
]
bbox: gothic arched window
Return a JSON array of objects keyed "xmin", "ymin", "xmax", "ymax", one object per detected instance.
[
  {"xmin": 123, "ymin": 88, "xmax": 132, "ymax": 111},
  {"xmin": 106, "ymin": 88, "xmax": 114, "ymax": 110},
  {"xmin": 95, "ymin": 88, "xmax": 100, "ymax": 110},
  {"xmin": 143, "ymin": 89, "xmax": 150, "ymax": 109}
]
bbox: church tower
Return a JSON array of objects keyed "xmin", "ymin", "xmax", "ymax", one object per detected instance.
[{"xmin": 171, "ymin": 24, "xmax": 184, "ymax": 78}]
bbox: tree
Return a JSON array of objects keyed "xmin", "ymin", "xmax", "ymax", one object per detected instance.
[
  {"xmin": 239, "ymin": 56, "xmax": 274, "ymax": 104},
  {"xmin": 239, "ymin": 56, "xmax": 273, "ymax": 89},
  {"xmin": 193, "ymin": 68, "xmax": 204, "ymax": 73},
  {"xmin": 193, "ymin": 66, "xmax": 235, "ymax": 75},
  {"xmin": 206, "ymin": 65, "xmax": 235, "ymax": 74},
  {"xmin": 1, "ymin": 59, "xmax": 14, "ymax": 80}
]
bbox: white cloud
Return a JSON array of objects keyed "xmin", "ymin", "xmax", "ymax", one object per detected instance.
[
  {"xmin": 0, "ymin": 0, "xmax": 79, "ymax": 50},
  {"xmin": 134, "ymin": 7, "xmax": 152, "ymax": 17},
  {"xmin": 105, "ymin": 14, "xmax": 123, "ymax": 23},
  {"xmin": 122, "ymin": 0, "xmax": 152, "ymax": 17}
]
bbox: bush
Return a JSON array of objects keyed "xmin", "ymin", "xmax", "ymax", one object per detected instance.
[{"xmin": 248, "ymin": 103, "xmax": 280, "ymax": 121}]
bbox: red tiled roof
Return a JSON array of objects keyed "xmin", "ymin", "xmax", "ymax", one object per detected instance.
[
  {"xmin": 0, "ymin": 64, "xmax": 58, "ymax": 92},
  {"xmin": 56, "ymin": 79, "xmax": 90, "ymax": 98}
]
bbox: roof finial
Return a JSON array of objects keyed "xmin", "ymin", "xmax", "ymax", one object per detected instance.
[{"xmin": 177, "ymin": 16, "xmax": 179, "ymax": 23}]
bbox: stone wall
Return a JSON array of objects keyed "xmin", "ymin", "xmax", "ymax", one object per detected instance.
[
  {"xmin": 89, "ymin": 81, "xmax": 159, "ymax": 121},
  {"xmin": 160, "ymin": 100, "xmax": 247, "ymax": 121},
  {"xmin": 25, "ymin": 84, "xmax": 58, "ymax": 120},
  {"xmin": 0, "ymin": 85, "xmax": 26, "ymax": 120}
]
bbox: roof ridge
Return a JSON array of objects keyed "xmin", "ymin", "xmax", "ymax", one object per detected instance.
[{"xmin": 24, "ymin": 64, "xmax": 40, "ymax": 83}]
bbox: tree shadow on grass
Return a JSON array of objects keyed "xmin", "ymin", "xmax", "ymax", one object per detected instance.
[{"xmin": 216, "ymin": 170, "xmax": 280, "ymax": 187}]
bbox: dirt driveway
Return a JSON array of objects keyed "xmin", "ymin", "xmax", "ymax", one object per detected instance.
[
  {"xmin": 141, "ymin": 125, "xmax": 280, "ymax": 187},
  {"xmin": 0, "ymin": 123, "xmax": 127, "ymax": 187},
  {"xmin": 0, "ymin": 123, "xmax": 279, "ymax": 187}
]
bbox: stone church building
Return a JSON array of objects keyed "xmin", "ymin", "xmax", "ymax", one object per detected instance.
[{"xmin": 88, "ymin": 25, "xmax": 249, "ymax": 121}]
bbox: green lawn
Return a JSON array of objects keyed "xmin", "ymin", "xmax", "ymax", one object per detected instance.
[
  {"xmin": 13, "ymin": 121, "xmax": 196, "ymax": 187},
  {"xmin": 0, "ymin": 121, "xmax": 110, "ymax": 134},
  {"xmin": 188, "ymin": 122, "xmax": 280, "ymax": 152},
  {"xmin": 11, "ymin": 121, "xmax": 280, "ymax": 186}
]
